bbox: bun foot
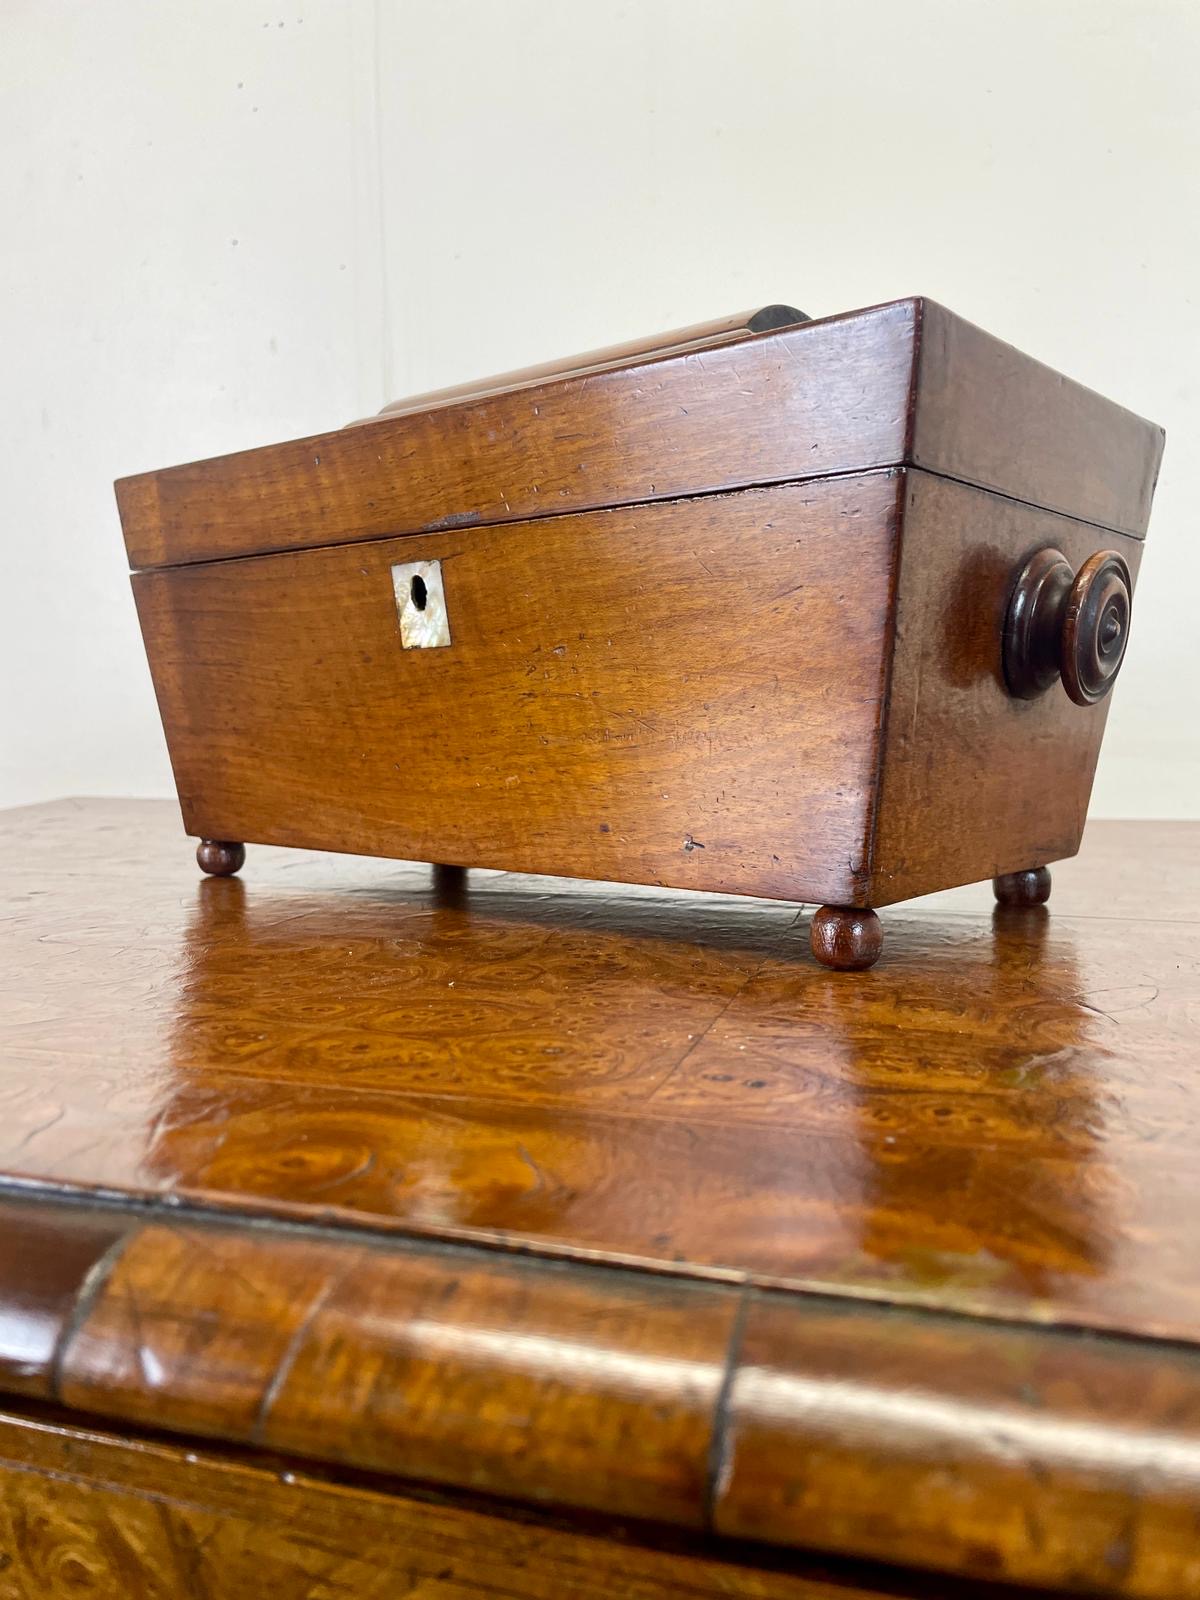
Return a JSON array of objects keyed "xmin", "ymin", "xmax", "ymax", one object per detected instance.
[
  {"xmin": 432, "ymin": 863, "xmax": 468, "ymax": 906},
  {"xmin": 811, "ymin": 905, "xmax": 883, "ymax": 971},
  {"xmin": 993, "ymin": 867, "xmax": 1051, "ymax": 907},
  {"xmin": 196, "ymin": 839, "xmax": 245, "ymax": 877}
]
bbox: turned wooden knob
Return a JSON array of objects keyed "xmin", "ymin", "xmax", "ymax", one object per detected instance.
[{"xmin": 1003, "ymin": 547, "xmax": 1132, "ymax": 706}]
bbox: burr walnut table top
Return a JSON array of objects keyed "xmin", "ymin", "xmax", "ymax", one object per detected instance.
[{"xmin": 3, "ymin": 797, "xmax": 1200, "ymax": 1597}]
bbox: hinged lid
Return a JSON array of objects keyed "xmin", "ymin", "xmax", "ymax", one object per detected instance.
[{"xmin": 116, "ymin": 298, "xmax": 1164, "ymax": 571}]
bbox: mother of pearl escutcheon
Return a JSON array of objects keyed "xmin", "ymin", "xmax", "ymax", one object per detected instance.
[{"xmin": 392, "ymin": 558, "xmax": 451, "ymax": 649}]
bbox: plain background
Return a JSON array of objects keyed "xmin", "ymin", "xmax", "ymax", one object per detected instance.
[{"xmin": 2, "ymin": 0, "xmax": 1197, "ymax": 815}]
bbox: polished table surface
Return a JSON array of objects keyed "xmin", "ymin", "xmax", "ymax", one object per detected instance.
[
  {"xmin": 3, "ymin": 798, "xmax": 1200, "ymax": 1598},
  {"xmin": 4, "ymin": 798, "xmax": 1199, "ymax": 1335}
]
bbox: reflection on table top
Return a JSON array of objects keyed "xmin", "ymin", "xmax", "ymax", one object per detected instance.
[{"xmin": 3, "ymin": 797, "xmax": 1199, "ymax": 1343}]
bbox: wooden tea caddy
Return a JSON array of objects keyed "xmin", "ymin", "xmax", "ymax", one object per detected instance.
[{"xmin": 117, "ymin": 298, "xmax": 1163, "ymax": 969}]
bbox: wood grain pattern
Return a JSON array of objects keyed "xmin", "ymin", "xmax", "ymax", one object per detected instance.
[
  {"xmin": 132, "ymin": 476, "xmax": 904, "ymax": 906},
  {"xmin": 0, "ymin": 1406, "xmax": 895, "ymax": 1600},
  {"xmin": 363, "ymin": 302, "xmax": 809, "ymax": 423},
  {"xmin": 115, "ymin": 297, "xmax": 1162, "ymax": 945},
  {"xmin": 913, "ymin": 299, "xmax": 1164, "ymax": 539},
  {"xmin": 0, "ymin": 1205, "xmax": 132, "ymax": 1400},
  {"xmin": 869, "ymin": 472, "xmax": 1144, "ymax": 904},
  {"xmin": 3, "ymin": 799, "xmax": 1200, "ymax": 1343},
  {"xmin": 57, "ymin": 1221, "xmax": 736, "ymax": 1528},
  {"xmin": 116, "ymin": 301, "xmax": 919, "ymax": 571},
  {"xmin": 115, "ymin": 297, "xmax": 1161, "ymax": 579},
  {"xmin": 131, "ymin": 468, "xmax": 1146, "ymax": 911},
  {"xmin": 4, "ymin": 802, "xmax": 1200, "ymax": 1594},
  {"xmin": 718, "ymin": 1297, "xmax": 1200, "ymax": 1597},
  {"xmin": 2, "ymin": 1197, "xmax": 1200, "ymax": 1595}
]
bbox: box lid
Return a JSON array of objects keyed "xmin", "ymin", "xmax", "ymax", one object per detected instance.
[{"xmin": 116, "ymin": 297, "xmax": 1164, "ymax": 570}]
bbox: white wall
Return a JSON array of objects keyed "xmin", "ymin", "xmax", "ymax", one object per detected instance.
[{"xmin": 3, "ymin": 0, "xmax": 1197, "ymax": 814}]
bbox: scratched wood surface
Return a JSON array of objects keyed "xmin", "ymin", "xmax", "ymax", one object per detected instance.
[
  {"xmin": 4, "ymin": 800, "xmax": 1200, "ymax": 1596},
  {"xmin": 0, "ymin": 1406, "xmax": 927, "ymax": 1600},
  {"xmin": 869, "ymin": 472, "xmax": 1143, "ymax": 903},
  {"xmin": 131, "ymin": 469, "xmax": 1149, "ymax": 914},
  {"xmin": 2, "ymin": 798, "xmax": 1199, "ymax": 1340},
  {"xmin": 6, "ymin": 1208, "xmax": 1200, "ymax": 1598},
  {"xmin": 363, "ymin": 302, "xmax": 809, "ymax": 423},
  {"xmin": 115, "ymin": 298, "xmax": 1161, "ymax": 573},
  {"xmin": 912, "ymin": 299, "xmax": 1164, "ymax": 537},
  {"xmin": 132, "ymin": 475, "xmax": 904, "ymax": 907},
  {"xmin": 116, "ymin": 301, "xmax": 919, "ymax": 571}
]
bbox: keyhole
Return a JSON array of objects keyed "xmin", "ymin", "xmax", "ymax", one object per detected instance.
[{"xmin": 410, "ymin": 574, "xmax": 428, "ymax": 612}]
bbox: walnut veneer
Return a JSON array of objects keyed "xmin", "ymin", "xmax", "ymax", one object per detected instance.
[{"xmin": 2, "ymin": 799, "xmax": 1200, "ymax": 1596}]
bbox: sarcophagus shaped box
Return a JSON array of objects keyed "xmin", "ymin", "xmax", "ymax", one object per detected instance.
[{"xmin": 117, "ymin": 299, "xmax": 1163, "ymax": 968}]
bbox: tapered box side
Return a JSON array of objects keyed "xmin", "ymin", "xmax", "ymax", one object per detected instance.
[
  {"xmin": 867, "ymin": 470, "xmax": 1144, "ymax": 907},
  {"xmin": 132, "ymin": 474, "xmax": 905, "ymax": 906},
  {"xmin": 115, "ymin": 295, "xmax": 1166, "ymax": 948},
  {"xmin": 911, "ymin": 300, "xmax": 1165, "ymax": 538}
]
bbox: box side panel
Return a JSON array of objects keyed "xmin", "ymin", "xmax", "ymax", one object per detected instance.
[
  {"xmin": 913, "ymin": 300, "xmax": 1164, "ymax": 538},
  {"xmin": 116, "ymin": 301, "xmax": 918, "ymax": 570},
  {"xmin": 870, "ymin": 470, "xmax": 1143, "ymax": 906},
  {"xmin": 132, "ymin": 477, "xmax": 902, "ymax": 906}
]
